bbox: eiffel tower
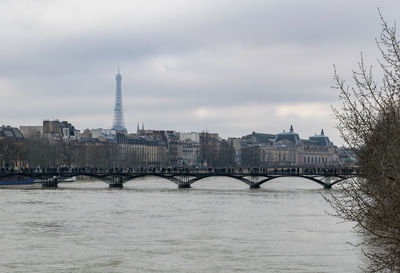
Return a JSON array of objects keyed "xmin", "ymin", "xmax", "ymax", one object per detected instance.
[{"xmin": 111, "ymin": 66, "xmax": 127, "ymax": 133}]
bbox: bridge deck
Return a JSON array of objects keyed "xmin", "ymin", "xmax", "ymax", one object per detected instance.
[{"xmin": 0, "ymin": 169, "xmax": 359, "ymax": 189}]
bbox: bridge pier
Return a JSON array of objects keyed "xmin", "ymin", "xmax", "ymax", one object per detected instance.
[
  {"xmin": 109, "ymin": 183, "xmax": 124, "ymax": 188},
  {"xmin": 324, "ymin": 177, "xmax": 332, "ymax": 189},
  {"xmin": 109, "ymin": 177, "xmax": 124, "ymax": 188},
  {"xmin": 250, "ymin": 184, "xmax": 260, "ymax": 189},
  {"xmin": 178, "ymin": 183, "xmax": 191, "ymax": 189},
  {"xmin": 42, "ymin": 179, "xmax": 59, "ymax": 188}
]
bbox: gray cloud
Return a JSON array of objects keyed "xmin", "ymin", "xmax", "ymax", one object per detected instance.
[{"xmin": 1, "ymin": 0, "xmax": 400, "ymax": 145}]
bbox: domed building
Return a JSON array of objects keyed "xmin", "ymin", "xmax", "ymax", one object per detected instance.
[
  {"xmin": 271, "ymin": 125, "xmax": 301, "ymax": 166},
  {"xmin": 300, "ymin": 129, "xmax": 337, "ymax": 166},
  {"xmin": 240, "ymin": 125, "xmax": 339, "ymax": 167}
]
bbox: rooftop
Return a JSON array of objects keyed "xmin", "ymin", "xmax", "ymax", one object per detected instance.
[
  {"xmin": 0, "ymin": 126, "xmax": 24, "ymax": 142},
  {"xmin": 274, "ymin": 125, "xmax": 300, "ymax": 144}
]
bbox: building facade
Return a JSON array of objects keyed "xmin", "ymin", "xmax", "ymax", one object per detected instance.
[
  {"xmin": 43, "ymin": 120, "xmax": 80, "ymax": 141},
  {"xmin": 0, "ymin": 126, "xmax": 26, "ymax": 168},
  {"xmin": 241, "ymin": 126, "xmax": 339, "ymax": 168}
]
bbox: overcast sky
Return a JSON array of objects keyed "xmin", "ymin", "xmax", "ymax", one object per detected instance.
[{"xmin": 1, "ymin": 0, "xmax": 399, "ymax": 144}]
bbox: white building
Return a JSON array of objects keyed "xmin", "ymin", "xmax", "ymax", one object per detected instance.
[
  {"xmin": 179, "ymin": 132, "xmax": 200, "ymax": 143},
  {"xmin": 91, "ymin": 128, "xmax": 116, "ymax": 142}
]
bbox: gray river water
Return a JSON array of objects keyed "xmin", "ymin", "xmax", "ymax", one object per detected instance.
[{"xmin": 0, "ymin": 177, "xmax": 363, "ymax": 273}]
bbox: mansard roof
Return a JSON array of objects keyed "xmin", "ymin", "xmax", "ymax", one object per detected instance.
[
  {"xmin": 242, "ymin": 132, "xmax": 276, "ymax": 144},
  {"xmin": 116, "ymin": 133, "xmax": 166, "ymax": 146},
  {"xmin": 0, "ymin": 126, "xmax": 24, "ymax": 142},
  {"xmin": 308, "ymin": 129, "xmax": 331, "ymax": 147},
  {"xmin": 274, "ymin": 125, "xmax": 300, "ymax": 144}
]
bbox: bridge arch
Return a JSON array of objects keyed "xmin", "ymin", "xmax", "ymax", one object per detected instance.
[
  {"xmin": 187, "ymin": 174, "xmax": 254, "ymax": 187},
  {"xmin": 122, "ymin": 174, "xmax": 196, "ymax": 186},
  {"xmin": 255, "ymin": 175, "xmax": 353, "ymax": 189},
  {"xmin": 255, "ymin": 175, "xmax": 328, "ymax": 188}
]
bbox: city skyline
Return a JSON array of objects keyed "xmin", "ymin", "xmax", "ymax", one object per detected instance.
[
  {"xmin": 1, "ymin": 3, "xmax": 398, "ymax": 272},
  {"xmin": 1, "ymin": 1, "xmax": 400, "ymax": 145}
]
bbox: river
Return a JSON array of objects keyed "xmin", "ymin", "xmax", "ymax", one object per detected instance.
[{"xmin": 0, "ymin": 177, "xmax": 363, "ymax": 272}]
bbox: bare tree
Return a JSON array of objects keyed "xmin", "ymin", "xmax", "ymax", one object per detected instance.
[{"xmin": 331, "ymin": 12, "xmax": 400, "ymax": 272}]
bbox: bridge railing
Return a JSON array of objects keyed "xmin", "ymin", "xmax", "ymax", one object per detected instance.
[{"xmin": 0, "ymin": 166, "xmax": 360, "ymax": 177}]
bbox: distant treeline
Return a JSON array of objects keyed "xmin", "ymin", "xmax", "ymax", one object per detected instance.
[{"xmin": 0, "ymin": 137, "xmax": 235, "ymax": 169}]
